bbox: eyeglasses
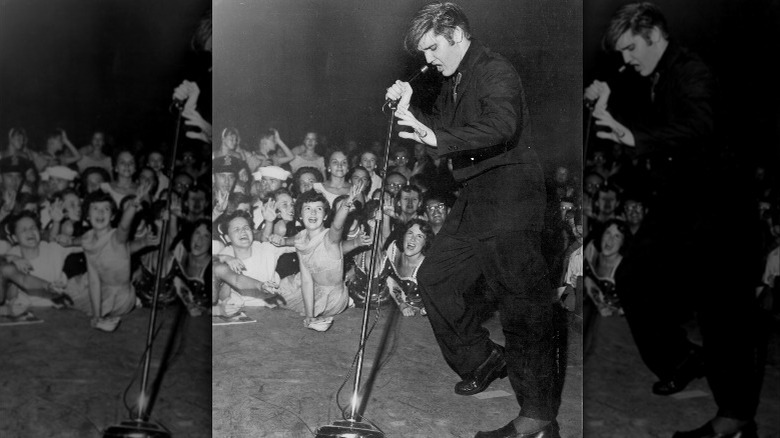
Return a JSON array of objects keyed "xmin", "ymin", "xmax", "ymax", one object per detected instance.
[
  {"xmin": 624, "ymin": 204, "xmax": 644, "ymax": 212},
  {"xmin": 386, "ymin": 183, "xmax": 403, "ymax": 189},
  {"xmin": 426, "ymin": 203, "xmax": 447, "ymax": 212}
]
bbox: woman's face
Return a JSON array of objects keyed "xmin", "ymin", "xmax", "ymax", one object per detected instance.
[
  {"xmin": 63, "ymin": 193, "xmax": 82, "ymax": 221},
  {"xmin": 328, "ymin": 152, "xmax": 348, "ymax": 178},
  {"xmin": 14, "ymin": 216, "xmax": 40, "ymax": 249},
  {"xmin": 402, "ymin": 224, "xmax": 426, "ymax": 258},
  {"xmin": 238, "ymin": 167, "xmax": 249, "ymax": 183},
  {"xmin": 297, "ymin": 172, "xmax": 317, "ymax": 194},
  {"xmin": 86, "ymin": 172, "xmax": 104, "ymax": 194},
  {"xmin": 227, "ymin": 216, "xmax": 253, "ymax": 249},
  {"xmin": 275, "ymin": 193, "xmax": 294, "ymax": 222},
  {"xmin": 223, "ymin": 133, "xmax": 238, "ymax": 150},
  {"xmin": 148, "ymin": 152, "xmax": 164, "ymax": 172},
  {"xmin": 91, "ymin": 132, "xmax": 105, "ymax": 150},
  {"xmin": 303, "ymin": 132, "xmax": 318, "ymax": 150},
  {"xmin": 139, "ymin": 168, "xmax": 156, "ymax": 190},
  {"xmin": 360, "ymin": 153, "xmax": 377, "ymax": 173},
  {"xmin": 9, "ymin": 133, "xmax": 26, "ymax": 151},
  {"xmin": 350, "ymin": 169, "xmax": 369, "ymax": 190},
  {"xmin": 87, "ymin": 201, "xmax": 113, "ymax": 231},
  {"xmin": 259, "ymin": 136, "xmax": 274, "ymax": 153},
  {"xmin": 190, "ymin": 224, "xmax": 211, "ymax": 257},
  {"xmin": 600, "ymin": 224, "xmax": 624, "ymax": 258},
  {"xmin": 300, "ymin": 201, "xmax": 326, "ymax": 230},
  {"xmin": 116, "ymin": 152, "xmax": 136, "ymax": 179}
]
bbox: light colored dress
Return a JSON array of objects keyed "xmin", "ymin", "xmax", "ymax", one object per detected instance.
[
  {"xmin": 278, "ymin": 229, "xmax": 349, "ymax": 317},
  {"xmin": 82, "ymin": 228, "xmax": 136, "ymax": 318}
]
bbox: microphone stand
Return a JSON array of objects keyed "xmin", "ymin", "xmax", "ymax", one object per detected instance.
[
  {"xmin": 103, "ymin": 103, "xmax": 185, "ymax": 438},
  {"xmin": 313, "ymin": 97, "xmax": 401, "ymax": 438}
]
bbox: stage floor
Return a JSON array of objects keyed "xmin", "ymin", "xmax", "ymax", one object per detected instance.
[
  {"xmin": 584, "ymin": 314, "xmax": 780, "ymax": 438},
  {"xmin": 212, "ymin": 306, "xmax": 583, "ymax": 438},
  {"xmin": 0, "ymin": 306, "xmax": 211, "ymax": 437}
]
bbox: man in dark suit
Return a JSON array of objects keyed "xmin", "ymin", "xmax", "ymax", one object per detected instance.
[
  {"xmin": 585, "ymin": 3, "xmax": 761, "ymax": 437},
  {"xmin": 386, "ymin": 3, "xmax": 562, "ymax": 437}
]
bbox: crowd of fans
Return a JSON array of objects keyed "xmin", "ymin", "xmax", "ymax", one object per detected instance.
[
  {"xmin": 0, "ymin": 126, "xmax": 211, "ymax": 331},
  {"xmin": 211, "ymin": 126, "xmax": 581, "ymax": 331}
]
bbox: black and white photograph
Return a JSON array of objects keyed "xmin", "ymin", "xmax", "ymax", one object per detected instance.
[
  {"xmin": 582, "ymin": 1, "xmax": 780, "ymax": 437},
  {"xmin": 0, "ymin": 0, "xmax": 212, "ymax": 436},
  {"xmin": 210, "ymin": 1, "xmax": 582, "ymax": 437}
]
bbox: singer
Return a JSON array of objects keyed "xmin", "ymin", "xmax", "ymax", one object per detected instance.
[
  {"xmin": 385, "ymin": 2, "xmax": 563, "ymax": 437},
  {"xmin": 584, "ymin": 3, "xmax": 762, "ymax": 437}
]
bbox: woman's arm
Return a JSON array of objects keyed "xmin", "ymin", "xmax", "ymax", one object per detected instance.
[
  {"xmin": 59, "ymin": 130, "xmax": 82, "ymax": 165},
  {"xmin": 272, "ymin": 129, "xmax": 295, "ymax": 166},
  {"xmin": 116, "ymin": 181, "xmax": 152, "ymax": 244},
  {"xmin": 328, "ymin": 181, "xmax": 363, "ymax": 244}
]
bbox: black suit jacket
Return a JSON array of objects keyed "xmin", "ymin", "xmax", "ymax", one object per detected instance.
[{"xmin": 413, "ymin": 39, "xmax": 546, "ymax": 237}]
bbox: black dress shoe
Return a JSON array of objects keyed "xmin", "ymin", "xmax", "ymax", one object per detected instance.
[
  {"xmin": 652, "ymin": 348, "xmax": 705, "ymax": 396},
  {"xmin": 474, "ymin": 420, "xmax": 560, "ymax": 438},
  {"xmin": 454, "ymin": 347, "xmax": 507, "ymax": 396},
  {"xmin": 672, "ymin": 420, "xmax": 757, "ymax": 438}
]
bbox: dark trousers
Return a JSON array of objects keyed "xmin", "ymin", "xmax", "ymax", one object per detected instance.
[
  {"xmin": 417, "ymin": 229, "xmax": 564, "ymax": 421},
  {"xmin": 618, "ymin": 187, "xmax": 762, "ymax": 420}
]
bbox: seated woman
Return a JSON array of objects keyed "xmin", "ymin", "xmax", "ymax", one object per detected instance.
[
  {"xmin": 165, "ymin": 219, "xmax": 211, "ymax": 316},
  {"xmin": 271, "ymin": 183, "xmax": 369, "ymax": 331},
  {"xmin": 313, "ymin": 150, "xmax": 352, "ymax": 207},
  {"xmin": 100, "ymin": 149, "xmax": 138, "ymax": 206},
  {"xmin": 379, "ymin": 219, "xmax": 432, "ymax": 316},
  {"xmin": 583, "ymin": 218, "xmax": 631, "ymax": 361},
  {"xmin": 81, "ymin": 183, "xmax": 158, "ymax": 332}
]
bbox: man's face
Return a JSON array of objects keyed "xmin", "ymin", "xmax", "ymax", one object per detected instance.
[
  {"xmin": 50, "ymin": 176, "xmax": 70, "ymax": 193},
  {"xmin": 174, "ymin": 174, "xmax": 194, "ymax": 195},
  {"xmin": 260, "ymin": 176, "xmax": 282, "ymax": 194},
  {"xmin": 393, "ymin": 150, "xmax": 409, "ymax": 168},
  {"xmin": 187, "ymin": 191, "xmax": 207, "ymax": 216},
  {"xmin": 425, "ymin": 200, "xmax": 448, "ymax": 226},
  {"xmin": 560, "ymin": 201, "xmax": 574, "ymax": 221},
  {"xmin": 398, "ymin": 190, "xmax": 420, "ymax": 215},
  {"xmin": 213, "ymin": 173, "xmax": 235, "ymax": 193},
  {"xmin": 597, "ymin": 191, "xmax": 617, "ymax": 215},
  {"xmin": 585, "ymin": 175, "xmax": 603, "ymax": 196},
  {"xmin": 417, "ymin": 30, "xmax": 463, "ymax": 77},
  {"xmin": 624, "ymin": 200, "xmax": 645, "ymax": 226},
  {"xmin": 385, "ymin": 175, "xmax": 406, "ymax": 195},
  {"xmin": 615, "ymin": 29, "xmax": 663, "ymax": 77},
  {"xmin": 2, "ymin": 172, "xmax": 22, "ymax": 193}
]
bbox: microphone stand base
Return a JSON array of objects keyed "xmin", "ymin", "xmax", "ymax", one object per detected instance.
[
  {"xmin": 314, "ymin": 420, "xmax": 385, "ymax": 438},
  {"xmin": 102, "ymin": 419, "xmax": 172, "ymax": 438}
]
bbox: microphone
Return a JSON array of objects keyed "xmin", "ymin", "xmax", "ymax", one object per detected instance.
[
  {"xmin": 169, "ymin": 98, "xmax": 185, "ymax": 114},
  {"xmin": 384, "ymin": 65, "xmax": 430, "ymax": 108}
]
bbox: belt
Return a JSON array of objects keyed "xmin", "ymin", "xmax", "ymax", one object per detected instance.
[{"xmin": 451, "ymin": 143, "xmax": 510, "ymax": 169}]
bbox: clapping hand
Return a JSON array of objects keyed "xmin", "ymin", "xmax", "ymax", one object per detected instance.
[{"xmin": 261, "ymin": 199, "xmax": 278, "ymax": 223}]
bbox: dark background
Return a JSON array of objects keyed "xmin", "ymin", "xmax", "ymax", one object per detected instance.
[
  {"xmin": 213, "ymin": 0, "xmax": 582, "ymax": 174},
  {"xmin": 0, "ymin": 0, "xmax": 210, "ymax": 152},
  {"xmin": 584, "ymin": 0, "xmax": 780, "ymax": 166}
]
